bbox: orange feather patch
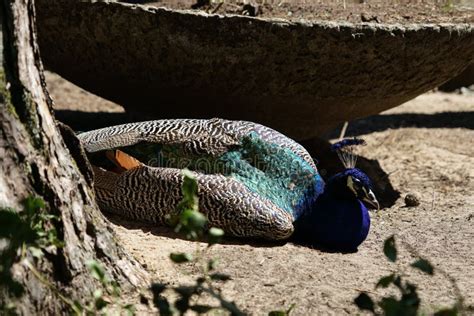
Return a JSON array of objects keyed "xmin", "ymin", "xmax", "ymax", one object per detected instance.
[{"xmin": 105, "ymin": 149, "xmax": 142, "ymax": 172}]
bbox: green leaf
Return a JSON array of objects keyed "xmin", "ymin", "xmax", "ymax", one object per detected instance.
[
  {"xmin": 36, "ymin": 231, "xmax": 47, "ymax": 238},
  {"xmin": 170, "ymin": 253, "xmax": 193, "ymax": 263},
  {"xmin": 28, "ymin": 246, "xmax": 43, "ymax": 259},
  {"xmin": 182, "ymin": 210, "xmax": 206, "ymax": 230},
  {"xmin": 376, "ymin": 274, "xmax": 396, "ymax": 288},
  {"xmin": 354, "ymin": 293, "xmax": 375, "ymax": 312},
  {"xmin": 181, "ymin": 170, "xmax": 199, "ymax": 207},
  {"xmin": 269, "ymin": 304, "xmax": 295, "ymax": 316},
  {"xmin": 383, "ymin": 236, "xmax": 397, "ymax": 262},
  {"xmin": 22, "ymin": 196, "xmax": 45, "ymax": 215},
  {"xmin": 175, "ymin": 209, "xmax": 208, "ymax": 240},
  {"xmin": 208, "ymin": 227, "xmax": 224, "ymax": 245},
  {"xmin": 86, "ymin": 260, "xmax": 107, "ymax": 283},
  {"xmin": 411, "ymin": 258, "xmax": 434, "ymax": 275},
  {"xmin": 286, "ymin": 303, "xmax": 296, "ymax": 315},
  {"xmin": 210, "ymin": 273, "xmax": 231, "ymax": 282},
  {"xmin": 47, "ymin": 230, "xmax": 64, "ymax": 248}
]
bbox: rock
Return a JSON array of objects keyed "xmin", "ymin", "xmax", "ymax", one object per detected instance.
[
  {"xmin": 404, "ymin": 193, "xmax": 420, "ymax": 207},
  {"xmin": 36, "ymin": 1, "xmax": 474, "ymax": 139}
]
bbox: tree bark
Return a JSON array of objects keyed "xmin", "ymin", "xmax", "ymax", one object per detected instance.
[{"xmin": 0, "ymin": 0, "xmax": 148, "ymax": 313}]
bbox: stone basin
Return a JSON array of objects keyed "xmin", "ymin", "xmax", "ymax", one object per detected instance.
[{"xmin": 36, "ymin": 1, "xmax": 474, "ymax": 139}]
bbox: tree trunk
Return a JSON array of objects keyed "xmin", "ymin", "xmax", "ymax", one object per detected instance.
[{"xmin": 0, "ymin": 0, "xmax": 148, "ymax": 313}]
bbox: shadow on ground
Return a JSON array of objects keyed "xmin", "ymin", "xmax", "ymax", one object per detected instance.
[
  {"xmin": 106, "ymin": 213, "xmax": 363, "ymax": 253},
  {"xmin": 56, "ymin": 110, "xmax": 474, "ymax": 135},
  {"xmin": 106, "ymin": 213, "xmax": 287, "ymax": 248},
  {"xmin": 325, "ymin": 111, "xmax": 474, "ymax": 139}
]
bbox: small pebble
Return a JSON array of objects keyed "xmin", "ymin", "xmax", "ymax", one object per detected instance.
[{"xmin": 404, "ymin": 193, "xmax": 420, "ymax": 207}]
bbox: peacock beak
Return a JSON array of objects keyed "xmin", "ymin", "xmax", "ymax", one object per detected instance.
[{"xmin": 362, "ymin": 189, "xmax": 380, "ymax": 211}]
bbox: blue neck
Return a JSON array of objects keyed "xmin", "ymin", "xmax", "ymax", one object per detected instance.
[{"xmin": 294, "ymin": 190, "xmax": 371, "ymax": 251}]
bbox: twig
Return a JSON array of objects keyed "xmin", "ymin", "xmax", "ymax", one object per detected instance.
[{"xmin": 211, "ymin": 2, "xmax": 223, "ymax": 14}]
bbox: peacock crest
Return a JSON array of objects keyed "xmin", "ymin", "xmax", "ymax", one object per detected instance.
[{"xmin": 331, "ymin": 138, "xmax": 366, "ymax": 169}]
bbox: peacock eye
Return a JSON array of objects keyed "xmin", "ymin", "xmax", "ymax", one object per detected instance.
[{"xmin": 352, "ymin": 178, "xmax": 363, "ymax": 189}]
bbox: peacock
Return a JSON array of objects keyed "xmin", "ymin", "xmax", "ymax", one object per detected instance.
[{"xmin": 78, "ymin": 118, "xmax": 379, "ymax": 251}]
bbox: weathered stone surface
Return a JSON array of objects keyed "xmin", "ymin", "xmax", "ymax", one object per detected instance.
[
  {"xmin": 440, "ymin": 63, "xmax": 474, "ymax": 91},
  {"xmin": 36, "ymin": 0, "xmax": 474, "ymax": 139}
]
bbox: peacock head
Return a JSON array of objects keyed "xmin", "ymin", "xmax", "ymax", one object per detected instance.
[
  {"xmin": 329, "ymin": 138, "xmax": 379, "ymax": 209},
  {"xmin": 325, "ymin": 167, "xmax": 379, "ymax": 211},
  {"xmin": 298, "ymin": 138, "xmax": 378, "ymax": 251}
]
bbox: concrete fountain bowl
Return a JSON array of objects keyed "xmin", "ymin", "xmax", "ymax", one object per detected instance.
[{"xmin": 36, "ymin": 1, "xmax": 474, "ymax": 139}]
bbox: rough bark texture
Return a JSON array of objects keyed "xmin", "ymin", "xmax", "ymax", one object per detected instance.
[
  {"xmin": 0, "ymin": 0, "xmax": 147, "ymax": 313},
  {"xmin": 35, "ymin": 0, "xmax": 474, "ymax": 139}
]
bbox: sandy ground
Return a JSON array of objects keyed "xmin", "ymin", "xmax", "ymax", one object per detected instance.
[{"xmin": 46, "ymin": 71, "xmax": 474, "ymax": 314}]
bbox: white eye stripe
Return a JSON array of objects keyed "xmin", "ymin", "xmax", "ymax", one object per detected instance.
[
  {"xmin": 362, "ymin": 186, "xmax": 368, "ymax": 195},
  {"xmin": 347, "ymin": 176, "xmax": 357, "ymax": 195},
  {"xmin": 368, "ymin": 190, "xmax": 376, "ymax": 199}
]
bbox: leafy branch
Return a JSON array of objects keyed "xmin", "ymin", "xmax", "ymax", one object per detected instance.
[
  {"xmin": 0, "ymin": 197, "xmax": 63, "ymax": 305},
  {"xmin": 0, "ymin": 197, "xmax": 133, "ymax": 315},
  {"xmin": 354, "ymin": 235, "xmax": 468, "ymax": 316}
]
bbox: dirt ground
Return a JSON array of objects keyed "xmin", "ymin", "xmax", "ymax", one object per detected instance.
[
  {"xmin": 46, "ymin": 71, "xmax": 473, "ymax": 314},
  {"xmin": 144, "ymin": 0, "xmax": 474, "ymax": 24}
]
